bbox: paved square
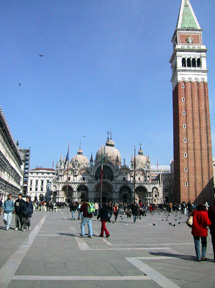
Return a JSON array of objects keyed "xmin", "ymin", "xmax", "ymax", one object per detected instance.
[{"xmin": 0, "ymin": 208, "xmax": 214, "ymax": 288}]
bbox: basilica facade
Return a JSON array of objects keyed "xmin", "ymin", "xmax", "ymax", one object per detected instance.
[{"xmin": 50, "ymin": 136, "xmax": 171, "ymax": 205}]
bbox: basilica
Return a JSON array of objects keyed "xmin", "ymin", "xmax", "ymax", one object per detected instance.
[{"xmin": 48, "ymin": 135, "xmax": 173, "ymax": 205}]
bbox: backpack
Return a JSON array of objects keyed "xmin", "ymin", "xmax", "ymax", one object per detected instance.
[{"xmin": 86, "ymin": 202, "xmax": 95, "ymax": 214}]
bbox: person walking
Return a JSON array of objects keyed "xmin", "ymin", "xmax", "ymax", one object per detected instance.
[
  {"xmin": 3, "ymin": 194, "xmax": 14, "ymax": 230},
  {"xmin": 131, "ymin": 202, "xmax": 139, "ymax": 223},
  {"xmin": 113, "ymin": 203, "xmax": 119, "ymax": 222},
  {"xmin": 69, "ymin": 201, "xmax": 77, "ymax": 220},
  {"xmin": 191, "ymin": 203, "xmax": 211, "ymax": 262},
  {"xmin": 97, "ymin": 204, "xmax": 110, "ymax": 238},
  {"xmin": 208, "ymin": 200, "xmax": 215, "ymax": 262},
  {"xmin": 0, "ymin": 198, "xmax": 2, "ymax": 215},
  {"xmin": 14, "ymin": 193, "xmax": 25, "ymax": 230},
  {"xmin": 21, "ymin": 196, "xmax": 33, "ymax": 231},
  {"xmin": 80, "ymin": 198, "xmax": 93, "ymax": 238},
  {"xmin": 94, "ymin": 202, "xmax": 99, "ymax": 217}
]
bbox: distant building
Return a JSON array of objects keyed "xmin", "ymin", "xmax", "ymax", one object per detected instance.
[
  {"xmin": 33, "ymin": 136, "xmax": 173, "ymax": 205},
  {"xmin": 0, "ymin": 106, "xmax": 23, "ymax": 201},
  {"xmin": 28, "ymin": 168, "xmax": 56, "ymax": 202}
]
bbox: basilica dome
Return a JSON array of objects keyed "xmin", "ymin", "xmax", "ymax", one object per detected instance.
[
  {"xmin": 71, "ymin": 148, "xmax": 89, "ymax": 167},
  {"xmin": 134, "ymin": 147, "xmax": 148, "ymax": 168},
  {"xmin": 95, "ymin": 138, "xmax": 121, "ymax": 165}
]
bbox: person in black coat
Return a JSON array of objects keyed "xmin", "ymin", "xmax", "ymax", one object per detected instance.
[
  {"xmin": 15, "ymin": 193, "xmax": 25, "ymax": 230},
  {"xmin": 208, "ymin": 200, "xmax": 215, "ymax": 262},
  {"xmin": 131, "ymin": 202, "xmax": 139, "ymax": 223},
  {"xmin": 21, "ymin": 196, "xmax": 33, "ymax": 231},
  {"xmin": 97, "ymin": 204, "xmax": 110, "ymax": 238}
]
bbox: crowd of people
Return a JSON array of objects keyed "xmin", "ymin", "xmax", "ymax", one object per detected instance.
[
  {"xmin": 1, "ymin": 193, "xmax": 33, "ymax": 231},
  {"xmin": 1, "ymin": 194, "xmax": 215, "ymax": 263}
]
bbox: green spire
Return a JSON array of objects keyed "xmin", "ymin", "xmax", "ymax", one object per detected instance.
[
  {"xmin": 177, "ymin": 0, "xmax": 200, "ymax": 30},
  {"xmin": 181, "ymin": 0, "xmax": 198, "ymax": 29}
]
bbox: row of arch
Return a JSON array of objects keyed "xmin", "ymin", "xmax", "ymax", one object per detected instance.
[
  {"xmin": 182, "ymin": 57, "xmax": 201, "ymax": 68},
  {"xmin": 54, "ymin": 182, "xmax": 158, "ymax": 204}
]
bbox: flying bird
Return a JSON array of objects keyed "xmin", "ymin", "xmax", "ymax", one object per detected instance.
[
  {"xmin": 38, "ymin": 54, "xmax": 43, "ymax": 57},
  {"xmin": 18, "ymin": 82, "xmax": 21, "ymax": 86}
]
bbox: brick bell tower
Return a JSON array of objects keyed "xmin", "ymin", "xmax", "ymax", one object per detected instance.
[{"xmin": 170, "ymin": 0, "xmax": 214, "ymax": 203}]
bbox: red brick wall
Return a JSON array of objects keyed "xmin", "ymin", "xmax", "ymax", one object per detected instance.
[{"xmin": 173, "ymin": 81, "xmax": 214, "ymax": 203}]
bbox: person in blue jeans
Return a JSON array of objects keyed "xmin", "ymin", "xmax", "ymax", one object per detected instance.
[
  {"xmin": 80, "ymin": 198, "xmax": 93, "ymax": 238},
  {"xmin": 3, "ymin": 194, "xmax": 14, "ymax": 231}
]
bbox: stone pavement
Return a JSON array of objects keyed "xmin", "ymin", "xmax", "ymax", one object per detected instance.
[{"xmin": 0, "ymin": 208, "xmax": 214, "ymax": 288}]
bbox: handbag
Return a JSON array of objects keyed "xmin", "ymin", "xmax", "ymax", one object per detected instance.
[{"xmin": 186, "ymin": 215, "xmax": 193, "ymax": 227}]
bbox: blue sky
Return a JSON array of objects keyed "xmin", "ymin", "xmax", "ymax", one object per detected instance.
[{"xmin": 1, "ymin": 0, "xmax": 215, "ymax": 169}]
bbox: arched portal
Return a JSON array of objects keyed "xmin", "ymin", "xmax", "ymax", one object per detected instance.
[
  {"xmin": 119, "ymin": 186, "xmax": 132, "ymax": 203},
  {"xmin": 62, "ymin": 185, "xmax": 73, "ymax": 203},
  {"xmin": 135, "ymin": 186, "xmax": 148, "ymax": 205},
  {"xmin": 77, "ymin": 185, "xmax": 88, "ymax": 201},
  {"xmin": 95, "ymin": 165, "xmax": 114, "ymax": 181},
  {"xmin": 95, "ymin": 182, "xmax": 113, "ymax": 203}
]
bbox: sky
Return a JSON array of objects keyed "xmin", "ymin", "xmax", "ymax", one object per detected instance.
[{"xmin": 1, "ymin": 0, "xmax": 215, "ymax": 169}]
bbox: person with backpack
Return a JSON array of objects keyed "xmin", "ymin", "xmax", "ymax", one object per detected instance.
[
  {"xmin": 97, "ymin": 203, "xmax": 110, "ymax": 238},
  {"xmin": 80, "ymin": 198, "xmax": 94, "ymax": 238}
]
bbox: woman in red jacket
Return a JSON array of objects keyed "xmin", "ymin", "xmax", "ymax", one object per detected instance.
[{"xmin": 191, "ymin": 204, "xmax": 211, "ymax": 262}]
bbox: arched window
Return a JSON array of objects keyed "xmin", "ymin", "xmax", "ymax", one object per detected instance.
[
  {"xmin": 197, "ymin": 58, "xmax": 201, "ymax": 67},
  {"xmin": 182, "ymin": 58, "xmax": 186, "ymax": 67},
  {"xmin": 192, "ymin": 58, "xmax": 196, "ymax": 67},
  {"xmin": 187, "ymin": 58, "xmax": 191, "ymax": 67}
]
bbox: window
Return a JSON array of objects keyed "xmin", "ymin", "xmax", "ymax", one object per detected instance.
[
  {"xmin": 185, "ymin": 182, "xmax": 188, "ymax": 187},
  {"xmin": 182, "ymin": 111, "xmax": 186, "ymax": 115},
  {"xmin": 182, "ymin": 83, "xmax": 185, "ymax": 89},
  {"xmin": 197, "ymin": 58, "xmax": 201, "ymax": 67},
  {"xmin": 183, "ymin": 124, "xmax": 186, "ymax": 129},
  {"xmin": 184, "ymin": 153, "xmax": 187, "ymax": 157},
  {"xmin": 182, "ymin": 58, "xmax": 186, "ymax": 67},
  {"xmin": 187, "ymin": 58, "xmax": 191, "ymax": 67},
  {"xmin": 182, "ymin": 97, "xmax": 185, "ymax": 102},
  {"xmin": 184, "ymin": 167, "xmax": 188, "ymax": 172},
  {"xmin": 183, "ymin": 138, "xmax": 187, "ymax": 143}
]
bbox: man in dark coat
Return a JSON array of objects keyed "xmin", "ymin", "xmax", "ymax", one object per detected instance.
[
  {"xmin": 14, "ymin": 193, "xmax": 25, "ymax": 230},
  {"xmin": 208, "ymin": 200, "xmax": 215, "ymax": 262},
  {"xmin": 21, "ymin": 196, "xmax": 33, "ymax": 231}
]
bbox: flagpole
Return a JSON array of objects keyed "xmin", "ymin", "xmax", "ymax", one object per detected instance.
[
  {"xmin": 66, "ymin": 143, "xmax": 70, "ymax": 202},
  {"xmin": 100, "ymin": 145, "xmax": 103, "ymax": 207}
]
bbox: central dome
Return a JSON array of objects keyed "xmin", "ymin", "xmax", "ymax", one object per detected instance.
[
  {"xmin": 135, "ymin": 147, "xmax": 148, "ymax": 168},
  {"xmin": 95, "ymin": 137, "xmax": 121, "ymax": 165},
  {"xmin": 71, "ymin": 147, "xmax": 89, "ymax": 168}
]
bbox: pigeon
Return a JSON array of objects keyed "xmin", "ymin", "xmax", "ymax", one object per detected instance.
[
  {"xmin": 153, "ymin": 223, "xmax": 156, "ymax": 226},
  {"xmin": 38, "ymin": 54, "xmax": 43, "ymax": 57},
  {"xmin": 173, "ymin": 224, "xmax": 176, "ymax": 227},
  {"xmin": 18, "ymin": 82, "xmax": 21, "ymax": 86},
  {"xmin": 178, "ymin": 222, "xmax": 180, "ymax": 224},
  {"xmin": 169, "ymin": 222, "xmax": 172, "ymax": 225}
]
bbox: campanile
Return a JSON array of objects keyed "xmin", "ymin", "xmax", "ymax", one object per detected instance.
[{"xmin": 170, "ymin": 0, "xmax": 214, "ymax": 203}]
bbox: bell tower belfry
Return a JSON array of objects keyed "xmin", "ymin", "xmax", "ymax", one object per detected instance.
[{"xmin": 170, "ymin": 0, "xmax": 214, "ymax": 203}]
